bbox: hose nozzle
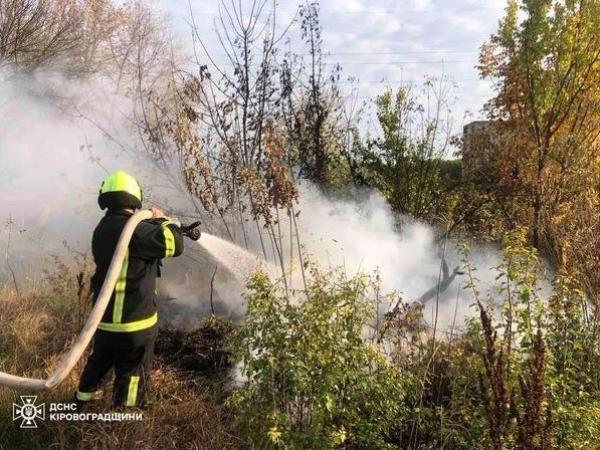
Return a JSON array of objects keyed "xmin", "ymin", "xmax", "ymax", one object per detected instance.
[{"xmin": 181, "ymin": 221, "xmax": 202, "ymax": 241}]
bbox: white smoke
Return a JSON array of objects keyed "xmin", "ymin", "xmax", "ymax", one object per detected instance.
[
  {"xmin": 289, "ymin": 183, "xmax": 505, "ymax": 329},
  {"xmin": 0, "ymin": 70, "xmax": 184, "ymax": 274},
  {"xmin": 174, "ymin": 181, "xmax": 511, "ymax": 331},
  {"xmin": 297, "ymin": 186, "xmax": 448, "ymax": 295},
  {"xmin": 0, "ymin": 69, "xmax": 548, "ymax": 333},
  {"xmin": 0, "ymin": 73, "xmax": 108, "ymax": 263}
]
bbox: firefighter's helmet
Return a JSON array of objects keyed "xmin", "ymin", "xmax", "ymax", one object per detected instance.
[{"xmin": 98, "ymin": 171, "xmax": 143, "ymax": 210}]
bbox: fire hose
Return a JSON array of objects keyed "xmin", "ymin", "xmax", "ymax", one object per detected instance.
[{"xmin": 0, "ymin": 210, "xmax": 201, "ymax": 391}]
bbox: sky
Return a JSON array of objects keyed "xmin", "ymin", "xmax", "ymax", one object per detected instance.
[{"xmin": 155, "ymin": 0, "xmax": 507, "ymax": 140}]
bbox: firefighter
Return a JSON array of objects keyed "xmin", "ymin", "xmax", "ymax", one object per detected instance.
[{"xmin": 74, "ymin": 170, "xmax": 183, "ymax": 408}]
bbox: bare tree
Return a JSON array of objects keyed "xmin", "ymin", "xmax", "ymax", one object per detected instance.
[
  {"xmin": 161, "ymin": 1, "xmax": 298, "ymax": 255},
  {"xmin": 280, "ymin": 1, "xmax": 348, "ymax": 189},
  {"xmin": 0, "ymin": 0, "xmax": 80, "ymax": 71}
]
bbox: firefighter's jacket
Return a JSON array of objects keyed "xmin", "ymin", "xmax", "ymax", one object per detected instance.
[{"xmin": 90, "ymin": 210, "xmax": 184, "ymax": 333}]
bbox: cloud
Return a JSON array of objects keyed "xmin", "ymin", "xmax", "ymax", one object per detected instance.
[{"xmin": 156, "ymin": 0, "xmax": 507, "ymax": 129}]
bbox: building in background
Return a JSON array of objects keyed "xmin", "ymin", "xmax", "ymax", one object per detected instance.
[{"xmin": 461, "ymin": 120, "xmax": 492, "ymax": 181}]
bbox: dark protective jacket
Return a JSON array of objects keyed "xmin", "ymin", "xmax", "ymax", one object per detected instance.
[{"xmin": 90, "ymin": 210, "xmax": 184, "ymax": 333}]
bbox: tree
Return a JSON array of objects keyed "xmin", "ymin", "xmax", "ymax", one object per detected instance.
[
  {"xmin": 358, "ymin": 80, "xmax": 454, "ymax": 221},
  {"xmin": 0, "ymin": 0, "xmax": 147, "ymax": 76},
  {"xmin": 280, "ymin": 1, "xmax": 353, "ymax": 190},
  {"xmin": 479, "ymin": 0, "xmax": 600, "ymax": 257},
  {"xmin": 0, "ymin": 0, "xmax": 79, "ymax": 71}
]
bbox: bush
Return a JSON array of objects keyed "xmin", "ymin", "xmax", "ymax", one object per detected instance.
[{"xmin": 231, "ymin": 267, "xmax": 409, "ymax": 449}]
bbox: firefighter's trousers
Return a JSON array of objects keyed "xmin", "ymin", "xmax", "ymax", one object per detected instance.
[{"xmin": 76, "ymin": 325, "xmax": 158, "ymax": 407}]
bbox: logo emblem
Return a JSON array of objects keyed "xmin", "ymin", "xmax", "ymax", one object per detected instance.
[{"xmin": 13, "ymin": 395, "xmax": 45, "ymax": 428}]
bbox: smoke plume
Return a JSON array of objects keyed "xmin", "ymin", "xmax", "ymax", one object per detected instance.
[{"xmin": 0, "ymin": 69, "xmax": 546, "ymax": 333}]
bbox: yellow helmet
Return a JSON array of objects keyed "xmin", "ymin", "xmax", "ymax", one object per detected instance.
[{"xmin": 98, "ymin": 171, "xmax": 143, "ymax": 210}]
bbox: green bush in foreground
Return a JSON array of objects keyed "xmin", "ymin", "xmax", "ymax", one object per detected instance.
[
  {"xmin": 231, "ymin": 268, "xmax": 409, "ymax": 449},
  {"xmin": 231, "ymin": 231, "xmax": 600, "ymax": 449}
]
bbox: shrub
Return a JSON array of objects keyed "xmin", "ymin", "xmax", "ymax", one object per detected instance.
[{"xmin": 231, "ymin": 267, "xmax": 409, "ymax": 449}]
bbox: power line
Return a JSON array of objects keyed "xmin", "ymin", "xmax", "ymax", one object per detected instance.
[
  {"xmin": 328, "ymin": 50, "xmax": 479, "ymax": 56},
  {"xmin": 189, "ymin": 5, "xmax": 504, "ymax": 16},
  {"xmin": 331, "ymin": 60, "xmax": 472, "ymax": 65},
  {"xmin": 337, "ymin": 78, "xmax": 487, "ymax": 84},
  {"xmin": 205, "ymin": 49, "xmax": 480, "ymax": 57},
  {"xmin": 352, "ymin": 94, "xmax": 493, "ymax": 99},
  {"xmin": 318, "ymin": 6, "xmax": 504, "ymax": 15},
  {"xmin": 214, "ymin": 58, "xmax": 473, "ymax": 65}
]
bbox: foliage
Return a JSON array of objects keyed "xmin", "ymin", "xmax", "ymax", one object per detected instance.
[
  {"xmin": 2, "ymin": 231, "xmax": 600, "ymax": 450},
  {"xmin": 227, "ymin": 231, "xmax": 600, "ymax": 450},
  {"xmin": 355, "ymin": 83, "xmax": 455, "ymax": 222},
  {"xmin": 2, "ymin": 1, "xmax": 600, "ymax": 449},
  {"xmin": 0, "ymin": 0, "xmax": 170, "ymax": 77},
  {"xmin": 460, "ymin": 230, "xmax": 554, "ymax": 449},
  {"xmin": 450, "ymin": 229, "xmax": 600, "ymax": 450},
  {"xmin": 231, "ymin": 268, "xmax": 408, "ymax": 449},
  {"xmin": 476, "ymin": 0, "xmax": 600, "ymax": 296},
  {"xmin": 0, "ymin": 0, "xmax": 80, "ymax": 71}
]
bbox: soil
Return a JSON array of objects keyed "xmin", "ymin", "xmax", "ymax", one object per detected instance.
[{"xmin": 155, "ymin": 318, "xmax": 235, "ymax": 378}]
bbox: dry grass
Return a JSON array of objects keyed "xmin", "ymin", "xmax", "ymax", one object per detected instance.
[{"xmin": 0, "ymin": 279, "xmax": 238, "ymax": 450}]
